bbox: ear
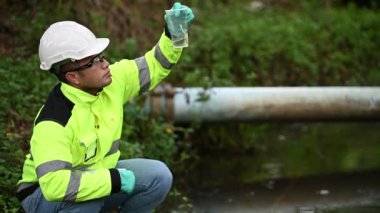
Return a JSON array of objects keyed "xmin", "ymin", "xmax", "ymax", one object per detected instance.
[{"xmin": 65, "ymin": 72, "xmax": 81, "ymax": 86}]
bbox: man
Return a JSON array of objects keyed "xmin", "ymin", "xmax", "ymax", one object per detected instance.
[{"xmin": 16, "ymin": 2, "xmax": 194, "ymax": 212}]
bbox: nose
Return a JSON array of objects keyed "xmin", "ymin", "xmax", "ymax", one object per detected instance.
[{"xmin": 101, "ymin": 59, "xmax": 110, "ymax": 69}]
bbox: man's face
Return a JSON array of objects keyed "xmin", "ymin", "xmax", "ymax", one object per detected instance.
[{"xmin": 67, "ymin": 53, "xmax": 112, "ymax": 94}]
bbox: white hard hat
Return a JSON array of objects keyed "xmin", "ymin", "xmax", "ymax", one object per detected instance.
[{"xmin": 39, "ymin": 21, "xmax": 109, "ymax": 70}]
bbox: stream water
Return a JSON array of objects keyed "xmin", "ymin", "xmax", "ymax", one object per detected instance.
[
  {"xmin": 169, "ymin": 122, "xmax": 380, "ymax": 212},
  {"xmin": 190, "ymin": 160, "xmax": 380, "ymax": 213}
]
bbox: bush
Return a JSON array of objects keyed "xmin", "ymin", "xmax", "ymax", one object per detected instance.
[
  {"xmin": 1, "ymin": 1, "xmax": 379, "ymax": 211},
  {"xmin": 171, "ymin": 3, "xmax": 380, "ymax": 87}
]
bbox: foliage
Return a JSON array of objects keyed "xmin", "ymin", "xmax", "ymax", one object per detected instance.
[
  {"xmin": 190, "ymin": 123, "xmax": 269, "ymax": 154},
  {"xmin": 0, "ymin": 134, "xmax": 24, "ymax": 212},
  {"xmin": 0, "ymin": 47, "xmax": 56, "ymax": 212},
  {"xmin": 172, "ymin": 2, "xmax": 380, "ymax": 87},
  {"xmin": 1, "ymin": 0, "xmax": 380, "ymax": 211},
  {"xmin": 120, "ymin": 101, "xmax": 177, "ymax": 164}
]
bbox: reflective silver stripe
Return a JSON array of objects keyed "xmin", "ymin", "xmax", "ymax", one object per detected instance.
[
  {"xmin": 154, "ymin": 44, "xmax": 175, "ymax": 69},
  {"xmin": 135, "ymin": 56, "xmax": 151, "ymax": 95},
  {"xmin": 36, "ymin": 160, "xmax": 72, "ymax": 179},
  {"xmin": 63, "ymin": 172, "xmax": 82, "ymax": 201},
  {"xmin": 17, "ymin": 182, "xmax": 37, "ymax": 193},
  {"xmin": 105, "ymin": 140, "xmax": 120, "ymax": 157}
]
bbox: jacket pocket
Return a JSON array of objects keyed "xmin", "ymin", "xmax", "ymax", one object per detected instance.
[{"xmin": 79, "ymin": 133, "xmax": 98, "ymax": 162}]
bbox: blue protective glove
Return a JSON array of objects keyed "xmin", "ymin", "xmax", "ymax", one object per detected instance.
[
  {"xmin": 164, "ymin": 2, "xmax": 195, "ymax": 25},
  {"xmin": 118, "ymin": 169, "xmax": 135, "ymax": 194}
]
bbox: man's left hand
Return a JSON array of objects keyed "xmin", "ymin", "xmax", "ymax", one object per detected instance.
[{"xmin": 164, "ymin": 2, "xmax": 195, "ymax": 25}]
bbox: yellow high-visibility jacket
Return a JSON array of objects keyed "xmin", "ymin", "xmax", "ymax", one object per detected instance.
[{"xmin": 16, "ymin": 33, "xmax": 182, "ymax": 202}]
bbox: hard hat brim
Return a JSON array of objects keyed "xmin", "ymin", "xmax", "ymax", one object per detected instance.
[{"xmin": 79, "ymin": 38, "xmax": 110, "ymax": 61}]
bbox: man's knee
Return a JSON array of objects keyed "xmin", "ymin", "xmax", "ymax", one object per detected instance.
[
  {"xmin": 117, "ymin": 159, "xmax": 173, "ymax": 195},
  {"xmin": 152, "ymin": 160, "xmax": 173, "ymax": 190},
  {"xmin": 135, "ymin": 160, "xmax": 173, "ymax": 200}
]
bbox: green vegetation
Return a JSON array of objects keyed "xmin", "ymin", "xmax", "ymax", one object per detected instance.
[
  {"xmin": 174, "ymin": 1, "xmax": 380, "ymax": 87},
  {"xmin": 1, "ymin": 0, "xmax": 379, "ymax": 212}
]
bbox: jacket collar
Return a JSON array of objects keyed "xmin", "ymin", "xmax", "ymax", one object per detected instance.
[{"xmin": 60, "ymin": 82, "xmax": 101, "ymax": 105}]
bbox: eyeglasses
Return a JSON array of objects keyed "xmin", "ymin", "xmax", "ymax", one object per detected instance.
[{"xmin": 71, "ymin": 53, "xmax": 105, "ymax": 71}]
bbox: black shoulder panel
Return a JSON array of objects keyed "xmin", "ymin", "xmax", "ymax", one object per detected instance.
[{"xmin": 35, "ymin": 83, "xmax": 74, "ymax": 127}]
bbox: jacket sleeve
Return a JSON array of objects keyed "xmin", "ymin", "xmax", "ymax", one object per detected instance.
[
  {"xmin": 31, "ymin": 121, "xmax": 121, "ymax": 202},
  {"xmin": 108, "ymin": 33, "xmax": 182, "ymax": 104}
]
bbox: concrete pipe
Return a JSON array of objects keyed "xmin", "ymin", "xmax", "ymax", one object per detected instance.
[{"xmin": 144, "ymin": 85, "xmax": 380, "ymax": 123}]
